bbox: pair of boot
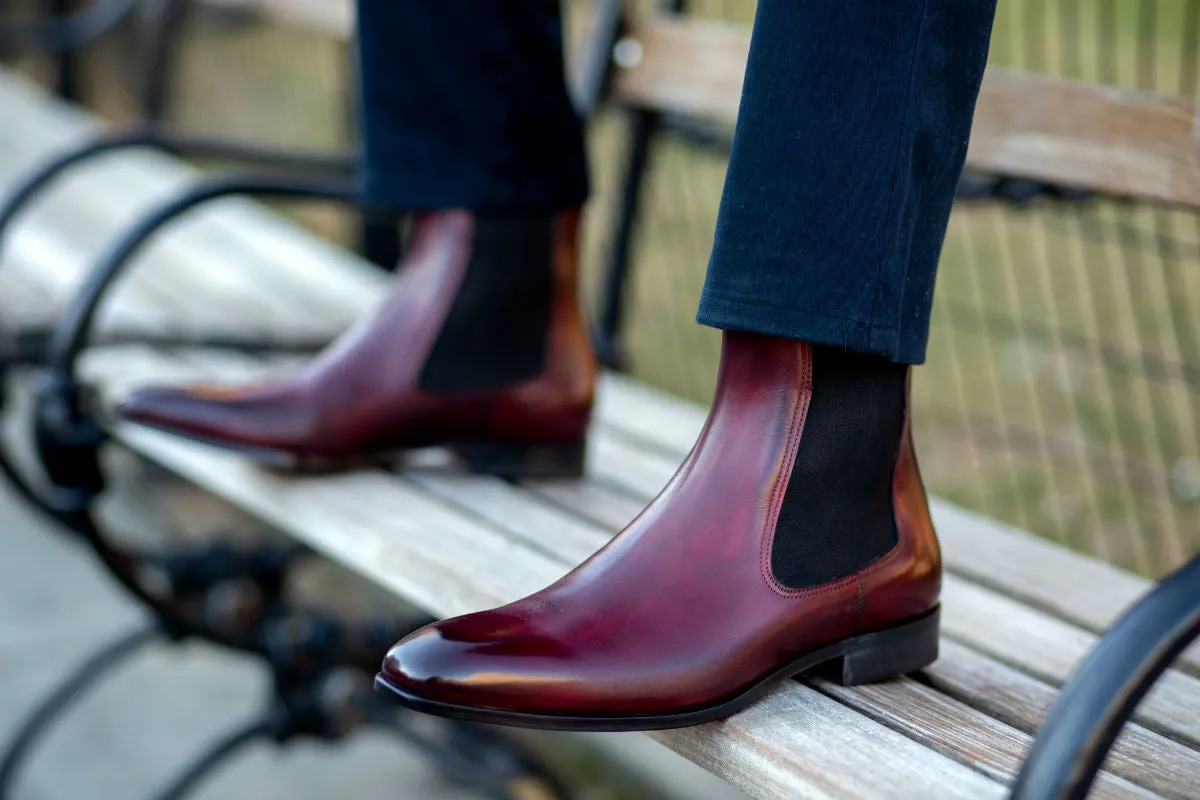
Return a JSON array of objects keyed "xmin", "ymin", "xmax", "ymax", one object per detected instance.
[{"xmin": 120, "ymin": 210, "xmax": 940, "ymax": 731}]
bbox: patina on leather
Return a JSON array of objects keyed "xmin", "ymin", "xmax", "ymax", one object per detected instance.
[
  {"xmin": 378, "ymin": 331, "xmax": 940, "ymax": 724},
  {"xmin": 117, "ymin": 210, "xmax": 596, "ymax": 473}
]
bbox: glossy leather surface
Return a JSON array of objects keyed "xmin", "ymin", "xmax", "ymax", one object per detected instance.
[
  {"xmin": 117, "ymin": 210, "xmax": 596, "ymax": 465},
  {"xmin": 380, "ymin": 331, "xmax": 940, "ymax": 717}
]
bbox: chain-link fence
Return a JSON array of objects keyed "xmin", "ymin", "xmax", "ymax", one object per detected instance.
[{"xmin": 6, "ymin": 0, "xmax": 1199, "ymax": 579}]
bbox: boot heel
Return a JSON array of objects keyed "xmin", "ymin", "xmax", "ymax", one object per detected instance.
[
  {"xmin": 453, "ymin": 441, "xmax": 587, "ymax": 480},
  {"xmin": 828, "ymin": 606, "xmax": 940, "ymax": 686}
]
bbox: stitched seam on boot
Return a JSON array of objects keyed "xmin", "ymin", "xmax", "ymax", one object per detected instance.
[
  {"xmin": 854, "ymin": 577, "xmax": 866, "ymax": 636},
  {"xmin": 759, "ymin": 343, "xmax": 907, "ymax": 599},
  {"xmin": 760, "ymin": 343, "xmax": 817, "ymax": 598}
]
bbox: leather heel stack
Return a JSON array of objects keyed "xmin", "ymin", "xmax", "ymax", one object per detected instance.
[
  {"xmin": 454, "ymin": 441, "xmax": 587, "ymax": 479},
  {"xmin": 826, "ymin": 606, "xmax": 940, "ymax": 686}
]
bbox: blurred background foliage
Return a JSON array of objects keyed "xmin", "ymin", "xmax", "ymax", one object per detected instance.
[{"xmin": 6, "ymin": 0, "xmax": 1200, "ymax": 579}]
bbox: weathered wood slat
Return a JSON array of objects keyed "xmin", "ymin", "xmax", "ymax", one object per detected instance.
[
  {"xmin": 811, "ymin": 678, "xmax": 1158, "ymax": 800},
  {"xmin": 80, "ymin": 347, "xmax": 1013, "ymax": 800},
  {"xmin": 612, "ymin": 18, "xmax": 1200, "ymax": 208},
  {"xmin": 925, "ymin": 641, "xmax": 1200, "ymax": 800}
]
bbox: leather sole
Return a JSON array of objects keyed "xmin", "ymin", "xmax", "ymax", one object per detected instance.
[
  {"xmin": 373, "ymin": 606, "xmax": 940, "ymax": 732},
  {"xmin": 118, "ymin": 419, "xmax": 586, "ymax": 479}
]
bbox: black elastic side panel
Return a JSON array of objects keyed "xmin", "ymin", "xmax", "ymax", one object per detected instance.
[
  {"xmin": 419, "ymin": 212, "xmax": 556, "ymax": 394},
  {"xmin": 771, "ymin": 346, "xmax": 908, "ymax": 589}
]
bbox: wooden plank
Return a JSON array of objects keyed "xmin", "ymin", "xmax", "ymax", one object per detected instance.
[
  {"xmin": 113, "ymin": 446, "xmax": 1002, "ymax": 798},
  {"xmin": 401, "ymin": 459, "xmax": 1193, "ymax": 799},
  {"xmin": 968, "ymin": 69, "xmax": 1200, "ymax": 210},
  {"xmin": 941, "ymin": 578, "xmax": 1200, "ymax": 749},
  {"xmin": 812, "ymin": 677, "xmax": 1158, "ymax": 800},
  {"xmin": 612, "ymin": 18, "xmax": 1200, "ymax": 207},
  {"xmin": 81, "ymin": 342, "xmax": 1200, "ymax": 780},
  {"xmin": 611, "ymin": 17, "xmax": 749, "ymax": 127},
  {"xmin": 596, "ymin": 373, "xmax": 1200, "ymax": 676},
  {"xmin": 925, "ymin": 641, "xmax": 1200, "ymax": 800}
]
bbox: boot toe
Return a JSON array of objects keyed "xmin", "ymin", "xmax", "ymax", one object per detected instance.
[
  {"xmin": 117, "ymin": 382, "xmax": 302, "ymax": 453},
  {"xmin": 118, "ymin": 385, "xmax": 233, "ymax": 436},
  {"xmin": 380, "ymin": 621, "xmax": 525, "ymax": 710},
  {"xmin": 380, "ymin": 614, "xmax": 613, "ymax": 715}
]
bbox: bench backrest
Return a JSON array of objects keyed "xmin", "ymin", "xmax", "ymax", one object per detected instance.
[
  {"xmin": 202, "ymin": 2, "xmax": 1200, "ymax": 210},
  {"xmin": 611, "ymin": 16, "xmax": 1200, "ymax": 209}
]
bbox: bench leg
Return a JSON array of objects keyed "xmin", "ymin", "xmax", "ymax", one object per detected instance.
[{"xmin": 1011, "ymin": 553, "xmax": 1200, "ymax": 800}]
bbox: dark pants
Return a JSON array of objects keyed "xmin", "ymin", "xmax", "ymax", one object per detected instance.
[{"xmin": 356, "ymin": 1, "xmax": 997, "ymax": 364}]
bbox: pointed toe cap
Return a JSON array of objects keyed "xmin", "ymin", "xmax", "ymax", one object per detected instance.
[
  {"xmin": 380, "ymin": 623, "xmax": 480, "ymax": 700},
  {"xmin": 118, "ymin": 384, "xmax": 227, "ymax": 434},
  {"xmin": 116, "ymin": 382, "xmax": 296, "ymax": 455}
]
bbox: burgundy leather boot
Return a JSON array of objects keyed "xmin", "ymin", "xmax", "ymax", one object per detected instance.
[
  {"xmin": 117, "ymin": 210, "xmax": 596, "ymax": 477},
  {"xmin": 375, "ymin": 331, "xmax": 940, "ymax": 730}
]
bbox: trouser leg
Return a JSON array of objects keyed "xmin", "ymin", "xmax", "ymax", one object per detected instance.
[
  {"xmin": 697, "ymin": 0, "xmax": 998, "ymax": 364},
  {"xmin": 355, "ymin": 0, "xmax": 589, "ymax": 211}
]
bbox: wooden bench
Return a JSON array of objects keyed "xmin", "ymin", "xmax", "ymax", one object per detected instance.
[{"xmin": 2, "ymin": 12, "xmax": 1200, "ymax": 799}]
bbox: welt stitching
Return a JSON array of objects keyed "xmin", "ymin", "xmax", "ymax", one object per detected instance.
[
  {"xmin": 761, "ymin": 344, "xmax": 815, "ymax": 598},
  {"xmin": 854, "ymin": 577, "xmax": 866, "ymax": 636}
]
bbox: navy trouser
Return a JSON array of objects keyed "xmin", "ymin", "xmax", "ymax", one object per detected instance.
[{"xmin": 356, "ymin": 1, "xmax": 997, "ymax": 364}]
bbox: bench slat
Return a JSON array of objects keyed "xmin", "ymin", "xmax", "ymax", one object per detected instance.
[
  {"xmin": 926, "ymin": 641, "xmax": 1200, "ymax": 800},
  {"xmin": 612, "ymin": 18, "xmax": 1200, "ymax": 208},
  {"xmin": 413, "ymin": 420, "xmax": 1197, "ymax": 798},
  {"xmin": 813, "ymin": 677, "xmax": 1158, "ymax": 800}
]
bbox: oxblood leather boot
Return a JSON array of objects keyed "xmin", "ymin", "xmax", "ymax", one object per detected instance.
[
  {"xmin": 375, "ymin": 331, "xmax": 940, "ymax": 731},
  {"xmin": 117, "ymin": 210, "xmax": 596, "ymax": 477}
]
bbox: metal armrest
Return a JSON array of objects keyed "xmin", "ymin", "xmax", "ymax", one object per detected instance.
[{"xmin": 1011, "ymin": 554, "xmax": 1200, "ymax": 800}]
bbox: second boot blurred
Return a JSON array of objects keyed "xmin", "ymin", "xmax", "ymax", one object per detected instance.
[{"xmin": 117, "ymin": 209, "xmax": 596, "ymax": 477}]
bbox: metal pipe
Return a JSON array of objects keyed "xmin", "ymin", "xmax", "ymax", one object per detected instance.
[
  {"xmin": 1011, "ymin": 553, "xmax": 1200, "ymax": 800},
  {"xmin": 0, "ymin": 129, "xmax": 355, "ymax": 269},
  {"xmin": 46, "ymin": 173, "xmax": 360, "ymax": 372}
]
